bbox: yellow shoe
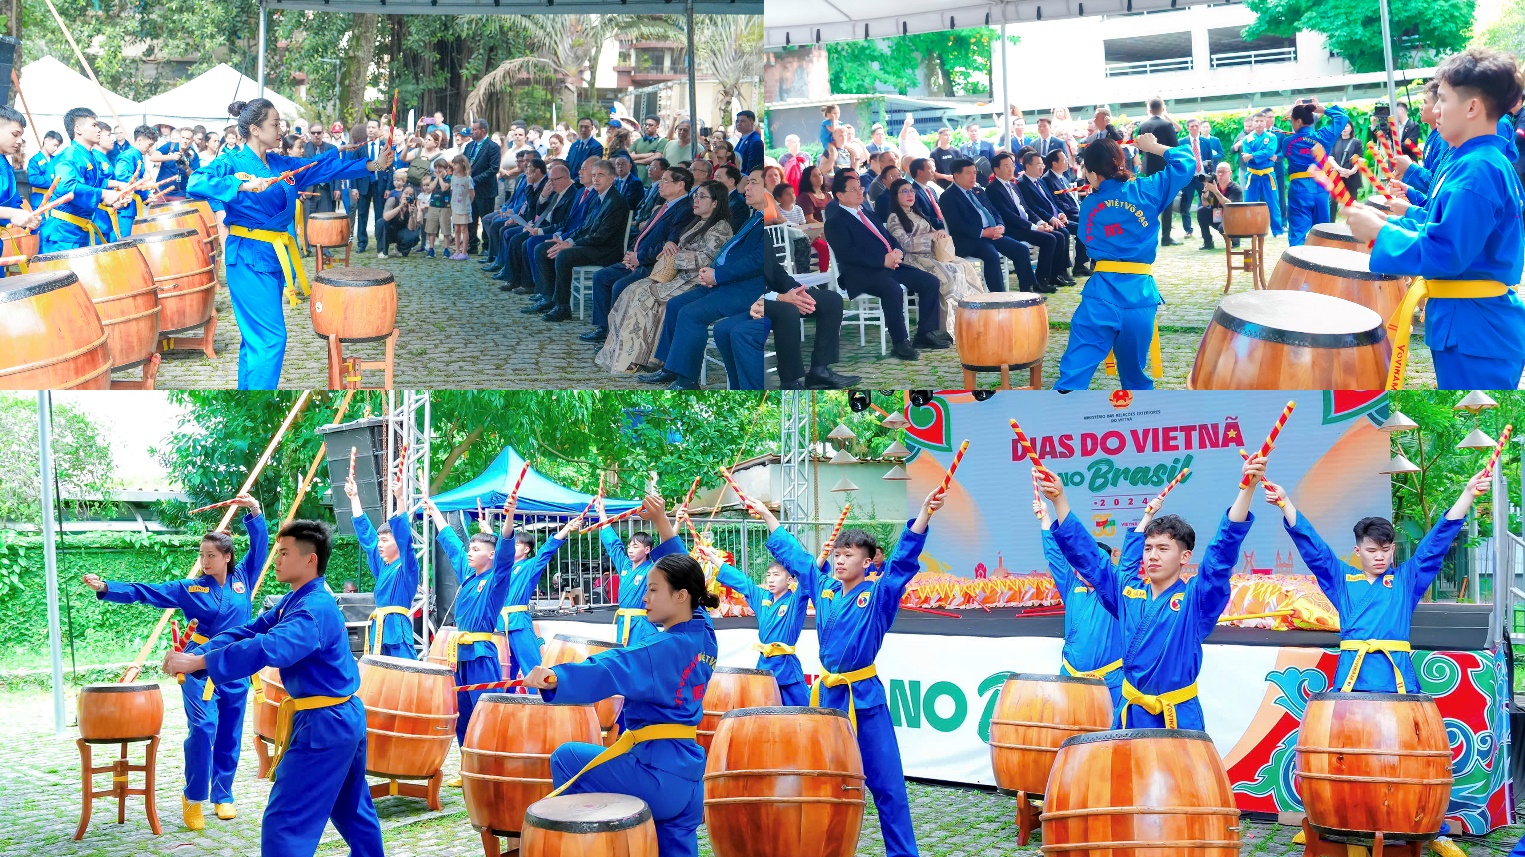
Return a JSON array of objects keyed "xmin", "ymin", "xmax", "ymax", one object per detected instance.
[
  {"xmin": 214, "ymin": 803, "xmax": 236, "ymax": 820},
  {"xmin": 1292, "ymin": 830, "xmax": 1306, "ymax": 845},
  {"xmin": 446, "ymin": 775, "xmax": 462, "ymax": 788},
  {"xmin": 1431, "ymin": 836, "xmax": 1467, "ymax": 857},
  {"xmin": 182, "ymin": 796, "xmax": 205, "ymax": 831}
]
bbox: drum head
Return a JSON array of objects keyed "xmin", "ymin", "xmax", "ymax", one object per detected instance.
[
  {"xmin": 1310, "ymin": 222, "xmax": 1358, "ymax": 242},
  {"xmin": 81, "ymin": 681, "xmax": 161, "ymax": 693},
  {"xmin": 524, "ymin": 793, "xmax": 652, "ymax": 833},
  {"xmin": 1281, "ymin": 245, "xmax": 1395, "ymax": 280},
  {"xmin": 957, "ymin": 291, "xmax": 1046, "ymax": 309},
  {"xmin": 713, "ymin": 666, "xmax": 774, "ymax": 676},
  {"xmin": 32, "ymin": 238, "xmax": 144, "ymax": 263},
  {"xmin": 1215, "ymin": 291, "xmax": 1385, "ymax": 347},
  {"xmin": 314, "ymin": 266, "xmax": 395, "ymax": 287},
  {"xmin": 551, "ymin": 634, "xmax": 621, "ymax": 650},
  {"xmin": 1224, "ymin": 202, "xmax": 1266, "ymax": 210},
  {"xmin": 359, "ymin": 654, "xmax": 452, "ymax": 675},
  {"xmin": 310, "ymin": 212, "xmax": 349, "ymax": 221},
  {"xmin": 0, "ymin": 269, "xmax": 79, "ymax": 303},
  {"xmin": 1003, "ymin": 672, "xmax": 1107, "ymax": 687},
  {"xmin": 131, "ymin": 227, "xmax": 200, "ymax": 245}
]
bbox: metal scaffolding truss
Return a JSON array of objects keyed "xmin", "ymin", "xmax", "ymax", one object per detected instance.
[
  {"xmin": 778, "ymin": 391, "xmax": 811, "ymax": 531},
  {"xmin": 384, "ymin": 391, "xmax": 434, "ymax": 652}
]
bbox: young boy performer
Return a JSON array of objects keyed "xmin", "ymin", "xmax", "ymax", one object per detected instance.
[
  {"xmin": 1347, "ymin": 48, "xmax": 1525, "ymax": 390},
  {"xmin": 493, "ymin": 509, "xmax": 583, "ymax": 680},
  {"xmin": 1261, "ymin": 470, "xmax": 1487, "ymax": 693},
  {"xmin": 596, "ymin": 494, "xmax": 660, "ymax": 646},
  {"xmin": 1240, "ymin": 113, "xmax": 1284, "ymax": 237},
  {"xmin": 84, "ymin": 493, "xmax": 265, "ymax": 829},
  {"xmin": 785, "ymin": 488, "xmax": 945, "ymax": 857},
  {"xmin": 1041, "ymin": 455, "xmax": 1262, "ymax": 730},
  {"xmin": 1282, "ymin": 98, "xmax": 1348, "ymax": 246},
  {"xmin": 1036, "ymin": 494, "xmax": 1128, "ymax": 711},
  {"xmin": 347, "ymin": 471, "xmax": 419, "ymax": 660},
  {"xmin": 163, "ymin": 520, "xmax": 384, "ymax": 857},
  {"xmin": 702, "ymin": 494, "xmax": 816, "ymax": 707}
]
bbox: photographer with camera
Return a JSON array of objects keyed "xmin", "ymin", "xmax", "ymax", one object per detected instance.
[
  {"xmin": 1176, "ymin": 118, "xmax": 1223, "ymax": 244},
  {"xmin": 382, "ymin": 170, "xmax": 423, "ymax": 257}
]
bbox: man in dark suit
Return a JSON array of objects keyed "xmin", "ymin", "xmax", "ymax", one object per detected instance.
[
  {"xmin": 632, "ymin": 158, "xmax": 670, "ymax": 228},
  {"xmin": 503, "ymin": 163, "xmax": 577, "ymax": 295},
  {"xmin": 301, "ymin": 125, "xmax": 338, "ymax": 257},
  {"xmin": 1039, "ymin": 148, "xmax": 1090, "ymax": 275},
  {"xmin": 525, "ymin": 160, "xmax": 600, "ymax": 307},
  {"xmin": 987, "ymin": 152, "xmax": 1071, "ymax": 289},
  {"xmin": 344, "ymin": 120, "xmax": 389, "ymax": 255},
  {"xmin": 1137, "ymin": 97, "xmax": 1181, "ymax": 244},
  {"xmin": 538, "ymin": 159, "xmax": 630, "ymax": 322},
  {"xmin": 465, "ymin": 118, "xmax": 501, "ymax": 255},
  {"xmin": 1017, "ymin": 149, "xmax": 1088, "ymax": 276},
  {"xmin": 941, "ymin": 158, "xmax": 1038, "ymax": 293},
  {"xmin": 482, "ymin": 152, "xmax": 543, "ymax": 272},
  {"xmin": 820, "ymin": 168, "xmax": 945, "ymax": 360},
  {"xmin": 906, "ymin": 159, "xmax": 946, "ymax": 228},
  {"xmin": 1176, "ymin": 118, "xmax": 1223, "ymax": 242},
  {"xmin": 582, "ymin": 166, "xmax": 695, "ymax": 342},
  {"xmin": 1032, "ymin": 118, "xmax": 1068, "ymax": 160}
]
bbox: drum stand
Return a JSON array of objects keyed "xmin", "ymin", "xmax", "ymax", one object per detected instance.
[
  {"xmin": 325, "ymin": 329, "xmax": 398, "ymax": 390},
  {"xmin": 1223, "ymin": 234, "xmax": 1268, "ymax": 293},
  {"xmin": 369, "ymin": 770, "xmax": 444, "ymax": 811},
  {"xmin": 159, "ymin": 312, "xmax": 219, "ymax": 360},
  {"xmin": 252, "ymin": 733, "xmax": 275, "ymax": 778},
  {"xmin": 314, "ymin": 242, "xmax": 350, "ymax": 273},
  {"xmin": 999, "ymin": 788, "xmax": 1042, "ymax": 845},
  {"xmin": 1301, "ymin": 820, "xmax": 1429, "ymax": 857},
  {"xmin": 75, "ymin": 736, "xmax": 161, "ymax": 840},
  {"xmin": 476, "ymin": 826, "xmax": 521, "ymax": 857},
  {"xmin": 962, "ymin": 360, "xmax": 1043, "ymax": 391},
  {"xmin": 110, "ymin": 353, "xmax": 161, "ymax": 390}
]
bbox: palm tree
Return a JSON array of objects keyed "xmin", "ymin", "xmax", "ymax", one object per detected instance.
[
  {"xmin": 466, "ymin": 14, "xmax": 679, "ymax": 124},
  {"xmin": 695, "ymin": 15, "xmax": 763, "ymax": 128}
]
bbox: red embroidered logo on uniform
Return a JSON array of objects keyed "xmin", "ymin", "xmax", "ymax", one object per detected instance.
[
  {"xmin": 777, "ymin": 604, "xmax": 789, "ymax": 618},
  {"xmin": 855, "ymin": 591, "xmax": 871, "ymax": 609},
  {"xmin": 232, "ymin": 581, "xmax": 246, "ymax": 594},
  {"xmin": 1383, "ymin": 575, "xmax": 1393, "ymax": 588},
  {"xmin": 477, "ymin": 580, "xmax": 487, "ymax": 593},
  {"xmin": 1169, "ymin": 593, "xmax": 1184, "ymax": 611}
]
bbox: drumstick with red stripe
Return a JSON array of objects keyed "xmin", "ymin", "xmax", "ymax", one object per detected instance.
[
  {"xmin": 173, "ymin": 619, "xmax": 198, "ymax": 685},
  {"xmin": 1008, "ymin": 419, "xmax": 1055, "ymax": 481},
  {"xmin": 455, "ymin": 675, "xmax": 556, "ymax": 693},
  {"xmin": 580, "ymin": 504, "xmax": 645, "ymax": 534},
  {"xmin": 1152, "ymin": 468, "xmax": 1190, "ymax": 505},
  {"xmin": 816, "ymin": 501, "xmax": 853, "ymax": 566},
  {"xmin": 1367, "ymin": 140, "xmax": 1398, "ymax": 185},
  {"xmin": 718, "ymin": 467, "xmax": 757, "ymax": 517},
  {"xmin": 1352, "ymin": 157, "xmax": 1387, "ymax": 197},
  {"xmin": 1239, "ymin": 401, "xmax": 1295, "ymax": 488},
  {"xmin": 928, "ymin": 441, "xmax": 970, "ymax": 516},
  {"xmin": 1483, "ymin": 425, "xmax": 1513, "ymax": 479},
  {"xmin": 187, "ymin": 498, "xmax": 241, "ymax": 515},
  {"xmin": 1237, "ymin": 448, "xmax": 1287, "ymax": 507},
  {"xmin": 506, "ymin": 462, "xmax": 529, "ymax": 508}
]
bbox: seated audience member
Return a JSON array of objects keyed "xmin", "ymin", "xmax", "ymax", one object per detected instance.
[
  {"xmin": 940, "ymin": 158, "xmax": 1038, "ymax": 293},
  {"xmin": 882, "ymin": 178, "xmax": 987, "ymax": 340}
]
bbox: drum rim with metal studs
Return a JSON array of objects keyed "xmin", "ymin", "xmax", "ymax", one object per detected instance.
[
  {"xmin": 1279, "ymin": 245, "xmax": 1395, "ymax": 280},
  {"xmin": 359, "ymin": 654, "xmax": 453, "ymax": 675},
  {"xmin": 313, "ymin": 266, "xmax": 396, "ymax": 288},
  {"xmin": 31, "ymin": 237, "xmax": 145, "ymax": 263},
  {"xmin": 1211, "ymin": 291, "xmax": 1386, "ymax": 348},
  {"xmin": 523, "ymin": 793, "xmax": 653, "ymax": 833},
  {"xmin": 957, "ymin": 291, "xmax": 1047, "ymax": 310},
  {"xmin": 1001, "ymin": 672, "xmax": 1108, "ymax": 687},
  {"xmin": 1060, "ymin": 726, "xmax": 1213, "ymax": 748},
  {"xmin": 129, "ymin": 227, "xmax": 201, "ymax": 245},
  {"xmin": 0, "ymin": 269, "xmax": 80, "ymax": 304}
]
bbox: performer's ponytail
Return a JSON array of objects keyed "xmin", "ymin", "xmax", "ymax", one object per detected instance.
[
  {"xmin": 1081, "ymin": 138, "xmax": 1133, "ymax": 183},
  {"xmin": 653, "ymin": 554, "xmax": 720, "ymax": 610},
  {"xmin": 229, "ymin": 98, "xmax": 277, "ymax": 140}
]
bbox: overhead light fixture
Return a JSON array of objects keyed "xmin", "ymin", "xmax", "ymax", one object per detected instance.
[
  {"xmin": 1377, "ymin": 410, "xmax": 1418, "ymax": 433},
  {"xmin": 881, "ymin": 411, "xmax": 910, "ymax": 431},
  {"xmin": 880, "ymin": 440, "xmax": 911, "ymax": 459},
  {"xmin": 827, "ymin": 423, "xmax": 857, "ymax": 443},
  {"xmin": 909, "ymin": 390, "xmax": 933, "ymax": 407},
  {"xmin": 831, "ymin": 477, "xmax": 859, "ymax": 493},
  {"xmin": 1457, "ymin": 428, "xmax": 1497, "ymax": 451},
  {"xmin": 881, "ymin": 465, "xmax": 911, "ymax": 481},
  {"xmin": 828, "ymin": 448, "xmax": 859, "ymax": 465},
  {"xmin": 1378, "ymin": 454, "xmax": 1421, "ymax": 475},
  {"xmin": 849, "ymin": 391, "xmax": 870, "ymax": 413},
  {"xmin": 1454, "ymin": 390, "xmax": 1498, "ymax": 413}
]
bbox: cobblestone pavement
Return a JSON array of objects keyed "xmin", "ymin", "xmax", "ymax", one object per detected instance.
[
  {"xmin": 7, "ymin": 683, "xmax": 1521, "ymax": 857},
  {"xmin": 148, "ymin": 227, "xmax": 1454, "ymax": 391}
]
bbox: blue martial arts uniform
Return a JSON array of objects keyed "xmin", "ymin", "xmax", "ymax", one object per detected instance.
[
  {"xmin": 1283, "ymin": 513, "xmax": 1463, "ymax": 692},
  {"xmin": 1042, "ymin": 526, "xmax": 1128, "ymax": 710},
  {"xmin": 492, "ymin": 531, "xmax": 565, "ymax": 680},
  {"xmin": 543, "ymin": 606, "xmax": 717, "ymax": 857},
  {"xmin": 1051, "ymin": 509, "xmax": 1253, "ymax": 730},
  {"xmin": 1402, "ymin": 129, "xmax": 1453, "ymax": 202},
  {"xmin": 436, "ymin": 527, "xmax": 512, "ymax": 743},
  {"xmin": 600, "ymin": 528, "xmax": 660, "ymax": 647},
  {"xmin": 354, "ymin": 512, "xmax": 419, "ymax": 660},
  {"xmin": 784, "ymin": 521, "xmax": 926, "ymax": 857},
  {"xmin": 1241, "ymin": 131, "xmax": 1284, "ymax": 236},
  {"xmin": 27, "ymin": 150, "xmax": 54, "ymax": 210},
  {"xmin": 1370, "ymin": 133, "xmax": 1525, "ymax": 390},
  {"xmin": 97, "ymin": 512, "xmax": 266, "ymax": 805},
  {"xmin": 112, "ymin": 146, "xmax": 150, "ymax": 239},
  {"xmin": 0, "ymin": 157, "xmax": 21, "ymax": 276},
  {"xmin": 1055, "ymin": 141, "xmax": 1195, "ymax": 392},
  {"xmin": 188, "ymin": 145, "xmax": 377, "ymax": 390},
  {"xmin": 89, "ymin": 148, "xmax": 119, "ymax": 242},
  {"xmin": 715, "ymin": 543, "xmax": 812, "ymax": 706},
  {"xmin": 1284, "ymin": 106, "xmax": 1349, "ymax": 246},
  {"xmin": 200, "ymin": 577, "xmax": 383, "ymax": 857},
  {"xmin": 39, "ymin": 141, "xmax": 109, "ymax": 251}
]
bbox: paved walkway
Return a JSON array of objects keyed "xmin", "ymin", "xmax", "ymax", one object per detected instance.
[
  {"xmin": 4, "ymin": 683, "xmax": 1519, "ymax": 856},
  {"xmin": 148, "ymin": 231, "xmax": 1448, "ymax": 391}
]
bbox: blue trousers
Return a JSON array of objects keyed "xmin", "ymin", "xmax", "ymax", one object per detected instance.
[
  {"xmin": 1244, "ymin": 174, "xmax": 1283, "ymax": 236},
  {"xmin": 714, "ymin": 313, "xmax": 771, "ymax": 389},
  {"xmin": 526, "ymin": 235, "xmax": 557, "ymax": 294},
  {"xmin": 503, "ymin": 627, "xmax": 543, "ymax": 681},
  {"xmin": 592, "ymin": 263, "xmax": 649, "ymax": 329},
  {"xmin": 779, "ymin": 681, "xmax": 809, "ymax": 707},
  {"xmin": 1432, "ymin": 347, "xmax": 1525, "ymax": 390},
  {"xmin": 852, "ymin": 703, "xmax": 920, "ymax": 857},
  {"xmin": 1055, "ymin": 296, "xmax": 1157, "ymax": 391},
  {"xmin": 660, "ymin": 286, "xmax": 762, "ymax": 381},
  {"xmin": 1285, "ymin": 182, "xmax": 1330, "ymax": 247},
  {"xmin": 454, "ymin": 653, "xmax": 502, "ymax": 745},
  {"xmin": 117, "ymin": 211, "xmax": 135, "ymax": 240},
  {"xmin": 264, "ymin": 699, "xmax": 383, "ymax": 857},
  {"xmin": 550, "ymin": 741, "xmax": 703, "ymax": 857},
  {"xmin": 378, "ymin": 640, "xmax": 415, "ymax": 659},
  {"xmin": 180, "ymin": 674, "xmax": 247, "ymax": 803},
  {"xmin": 226, "ymin": 265, "xmax": 289, "ymax": 390},
  {"xmin": 953, "ymin": 235, "xmax": 1035, "ymax": 292},
  {"xmin": 614, "ymin": 612, "xmax": 659, "ymax": 647}
]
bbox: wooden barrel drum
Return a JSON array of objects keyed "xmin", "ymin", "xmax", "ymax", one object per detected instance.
[
  {"xmin": 1190, "ymin": 291, "xmax": 1391, "ymax": 390},
  {"xmin": 0, "ymin": 271, "xmax": 113, "ymax": 389},
  {"xmin": 697, "ymin": 667, "xmax": 781, "ymax": 752},
  {"xmin": 461, "ymin": 693, "xmax": 602, "ymax": 840},
  {"xmin": 520, "ymin": 793, "xmax": 658, "ymax": 857},
  {"xmin": 1, "ymin": 227, "xmax": 38, "ymax": 261},
  {"xmin": 1267, "ymin": 245, "xmax": 1408, "ymax": 323},
  {"xmin": 307, "ymin": 212, "xmax": 351, "ymax": 248},
  {"xmin": 252, "ymin": 666, "xmax": 286, "ymax": 746},
  {"xmin": 953, "ymin": 292, "xmax": 1048, "ymax": 386},
  {"xmin": 1042, "ymin": 728, "xmax": 1241, "ymax": 856},
  {"xmin": 1222, "ymin": 202, "xmax": 1270, "ymax": 237},
  {"xmin": 704, "ymin": 706, "xmax": 865, "ymax": 857},
  {"xmin": 542, "ymin": 634, "xmax": 625, "ymax": 737},
  {"xmin": 1295, "ymin": 691, "xmax": 1451, "ymax": 840},
  {"xmin": 1364, "ymin": 196, "xmax": 1396, "ymax": 215},
  {"xmin": 1307, "ymin": 222, "xmax": 1369, "ymax": 254},
  {"xmin": 131, "ymin": 228, "xmax": 217, "ymax": 336},
  {"xmin": 989, "ymin": 673, "xmax": 1113, "ymax": 796},
  {"xmin": 311, "ymin": 267, "xmax": 398, "ymax": 340},
  {"xmin": 356, "ymin": 655, "xmax": 457, "ymax": 782},
  {"xmin": 30, "ymin": 239, "xmax": 160, "ymax": 372},
  {"xmin": 136, "ymin": 207, "xmax": 214, "ymax": 260},
  {"xmin": 77, "ymin": 683, "xmax": 165, "ymax": 741}
]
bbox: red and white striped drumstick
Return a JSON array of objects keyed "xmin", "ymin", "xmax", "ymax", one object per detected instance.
[
  {"xmin": 1152, "ymin": 468, "xmax": 1190, "ymax": 504},
  {"xmin": 1237, "ymin": 449, "xmax": 1286, "ymax": 506},
  {"xmin": 454, "ymin": 675, "xmax": 556, "ymax": 693},
  {"xmin": 348, "ymin": 446, "xmax": 358, "ymax": 482},
  {"xmin": 187, "ymin": 498, "xmax": 240, "ymax": 515},
  {"xmin": 506, "ymin": 462, "xmax": 530, "ymax": 508},
  {"xmin": 1239, "ymin": 401, "xmax": 1295, "ymax": 488},
  {"xmin": 680, "ymin": 472, "xmax": 702, "ymax": 511},
  {"xmin": 580, "ymin": 504, "xmax": 645, "ymax": 534},
  {"xmin": 935, "ymin": 440, "xmax": 970, "ymax": 497},
  {"xmin": 1352, "ymin": 157, "xmax": 1387, "ymax": 197},
  {"xmin": 718, "ymin": 466, "xmax": 754, "ymax": 508},
  {"xmin": 173, "ymin": 618, "xmax": 198, "ymax": 685},
  {"xmin": 816, "ymin": 501, "xmax": 853, "ymax": 566},
  {"xmin": 1008, "ymin": 419, "xmax": 1055, "ymax": 480},
  {"xmin": 1483, "ymin": 424, "xmax": 1513, "ymax": 479}
]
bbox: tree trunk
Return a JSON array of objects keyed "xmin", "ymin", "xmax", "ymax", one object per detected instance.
[
  {"xmin": 431, "ymin": 426, "xmax": 486, "ymax": 493},
  {"xmin": 345, "ymin": 13, "xmax": 380, "ymax": 124}
]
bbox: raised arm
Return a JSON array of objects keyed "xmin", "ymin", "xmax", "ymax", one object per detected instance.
[
  {"xmin": 639, "ymin": 494, "xmax": 684, "ymax": 559},
  {"xmin": 1262, "ymin": 479, "xmax": 1347, "ymax": 598},
  {"xmin": 1405, "ymin": 470, "xmax": 1486, "ymax": 600},
  {"xmin": 234, "ymin": 503, "xmax": 269, "ymax": 588},
  {"xmin": 710, "ymin": 554, "xmax": 770, "ymax": 612},
  {"xmin": 1041, "ymin": 473, "xmax": 1127, "ymax": 615}
]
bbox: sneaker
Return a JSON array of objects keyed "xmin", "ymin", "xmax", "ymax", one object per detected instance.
[
  {"xmin": 183, "ymin": 796, "xmax": 205, "ymax": 831},
  {"xmin": 426, "ymin": 247, "xmax": 435, "ymax": 259},
  {"xmin": 450, "ymin": 253, "xmax": 469, "ymax": 261},
  {"xmin": 214, "ymin": 803, "xmax": 237, "ymax": 820},
  {"xmin": 377, "ymin": 251, "xmax": 388, "ymax": 259}
]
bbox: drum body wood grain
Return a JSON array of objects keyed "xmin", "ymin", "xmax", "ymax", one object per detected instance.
[
  {"xmin": 542, "ymin": 634, "xmax": 625, "ymax": 733},
  {"xmin": 311, "ymin": 267, "xmax": 398, "ymax": 340},
  {"xmin": 1042, "ymin": 728, "xmax": 1241, "ymax": 856},
  {"xmin": 954, "ymin": 292, "xmax": 1048, "ymax": 372},
  {"xmin": 1295, "ymin": 692, "xmax": 1451, "ymax": 839},
  {"xmin": 30, "ymin": 239, "xmax": 160, "ymax": 369},
  {"xmin": 357, "ymin": 655, "xmax": 458, "ymax": 780},
  {"xmin": 1307, "ymin": 222, "xmax": 1370, "ymax": 254},
  {"xmin": 1, "ymin": 228, "xmax": 38, "ymax": 260},
  {"xmin": 521, "ymin": 793, "xmax": 658, "ymax": 857},
  {"xmin": 1267, "ymin": 245, "xmax": 1407, "ymax": 323},
  {"xmin": 252, "ymin": 666, "xmax": 285, "ymax": 744},
  {"xmin": 704, "ymin": 706, "xmax": 865, "ymax": 857},
  {"xmin": 989, "ymin": 674, "xmax": 1113, "ymax": 797},
  {"xmin": 461, "ymin": 694, "xmax": 602, "ymax": 836},
  {"xmin": 307, "ymin": 212, "xmax": 352, "ymax": 247},
  {"xmin": 1222, "ymin": 202, "xmax": 1270, "ymax": 237},
  {"xmin": 1190, "ymin": 291, "xmax": 1391, "ymax": 390},
  {"xmin": 131, "ymin": 228, "xmax": 216, "ymax": 334},
  {"xmin": 0, "ymin": 271, "xmax": 112, "ymax": 389},
  {"xmin": 697, "ymin": 667, "xmax": 781, "ymax": 752},
  {"xmin": 77, "ymin": 682, "xmax": 165, "ymax": 741},
  {"xmin": 136, "ymin": 207, "xmax": 214, "ymax": 260}
]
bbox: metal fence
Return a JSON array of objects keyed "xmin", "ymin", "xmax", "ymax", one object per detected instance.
[
  {"xmin": 1209, "ymin": 47, "xmax": 1298, "ymax": 69},
  {"xmin": 1104, "ymin": 57, "xmax": 1194, "ymax": 77}
]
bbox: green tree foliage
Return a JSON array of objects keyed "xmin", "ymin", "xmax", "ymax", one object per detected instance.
[
  {"xmin": 1243, "ymin": 0, "xmax": 1475, "ymax": 74},
  {"xmin": 0, "ymin": 393, "xmax": 116, "ymax": 527},
  {"xmin": 1474, "ymin": 0, "xmax": 1525, "ymax": 57},
  {"xmin": 825, "ymin": 27, "xmax": 1017, "ymax": 97},
  {"xmin": 1390, "ymin": 391, "xmax": 1521, "ymax": 541}
]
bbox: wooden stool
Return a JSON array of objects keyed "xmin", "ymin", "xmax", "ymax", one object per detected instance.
[
  {"xmin": 963, "ymin": 361, "xmax": 1042, "ymax": 391},
  {"xmin": 1302, "ymin": 819, "xmax": 1429, "ymax": 857},
  {"xmin": 252, "ymin": 733, "xmax": 275, "ymax": 779},
  {"xmin": 75, "ymin": 736, "xmax": 161, "ymax": 840},
  {"xmin": 111, "ymin": 353, "xmax": 161, "ymax": 390},
  {"xmin": 314, "ymin": 243, "xmax": 351, "ymax": 273},
  {"xmin": 1223, "ymin": 233, "xmax": 1268, "ymax": 293},
  {"xmin": 326, "ymin": 329, "xmax": 398, "ymax": 390},
  {"xmin": 1000, "ymin": 788, "xmax": 1041, "ymax": 845},
  {"xmin": 159, "ymin": 312, "xmax": 219, "ymax": 360},
  {"xmin": 369, "ymin": 770, "xmax": 444, "ymax": 812}
]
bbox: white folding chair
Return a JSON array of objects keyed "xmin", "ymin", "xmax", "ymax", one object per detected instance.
[{"xmin": 571, "ymin": 211, "xmax": 633, "ymax": 321}]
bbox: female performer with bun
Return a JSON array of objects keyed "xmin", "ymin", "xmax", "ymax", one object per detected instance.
[
  {"xmin": 522, "ymin": 499, "xmax": 716, "ymax": 857},
  {"xmin": 188, "ymin": 99, "xmax": 393, "ymax": 390}
]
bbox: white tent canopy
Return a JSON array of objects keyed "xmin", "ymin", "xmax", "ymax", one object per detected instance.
[
  {"xmin": 17, "ymin": 55, "xmax": 141, "ymax": 144},
  {"xmin": 264, "ymin": 0, "xmax": 758, "ymax": 12},
  {"xmin": 137, "ymin": 63, "xmax": 307, "ymax": 132}
]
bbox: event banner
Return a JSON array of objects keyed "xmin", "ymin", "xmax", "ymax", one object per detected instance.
[{"xmin": 899, "ymin": 390, "xmax": 1394, "ymax": 579}]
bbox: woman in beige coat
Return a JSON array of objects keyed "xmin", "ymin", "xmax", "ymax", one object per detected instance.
[{"xmin": 881, "ymin": 178, "xmax": 986, "ymax": 338}]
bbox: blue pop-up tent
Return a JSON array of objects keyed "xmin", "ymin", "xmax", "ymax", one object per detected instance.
[{"xmin": 429, "ymin": 446, "xmax": 640, "ymax": 516}]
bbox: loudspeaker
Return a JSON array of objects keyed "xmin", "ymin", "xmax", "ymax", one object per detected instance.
[
  {"xmin": 0, "ymin": 37, "xmax": 18, "ymax": 107},
  {"xmin": 316, "ymin": 416, "xmax": 390, "ymax": 536}
]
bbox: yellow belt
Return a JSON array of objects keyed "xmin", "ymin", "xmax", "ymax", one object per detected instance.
[
  {"xmin": 810, "ymin": 664, "xmax": 878, "ymax": 731},
  {"xmin": 1246, "ymin": 165, "xmax": 1277, "ymax": 191},
  {"xmin": 50, "ymin": 210, "xmax": 105, "ymax": 245},
  {"xmin": 446, "ymin": 631, "xmax": 496, "ymax": 670},
  {"xmin": 364, "ymin": 606, "xmax": 412, "ymax": 655},
  {"xmin": 1287, "ymin": 171, "xmax": 1314, "ymax": 181},
  {"xmin": 546, "ymin": 723, "xmax": 698, "ymax": 798},
  {"xmin": 1063, "ymin": 657, "xmax": 1122, "ymax": 680},
  {"xmin": 295, "ymin": 197, "xmax": 306, "ymax": 251},
  {"xmin": 614, "ymin": 608, "xmax": 649, "ymax": 645},
  {"xmin": 1092, "ymin": 261, "xmax": 1163, "ymax": 381},
  {"xmin": 1120, "ymin": 679, "xmax": 1198, "ymax": 729},
  {"xmin": 1384, "ymin": 279, "xmax": 1512, "ymax": 390},
  {"xmin": 1339, "ymin": 639, "xmax": 1412, "ymax": 693},
  {"xmin": 754, "ymin": 642, "xmax": 798, "ymax": 658},
  {"xmin": 182, "ymin": 633, "xmax": 219, "ymax": 701},
  {"xmin": 228, "ymin": 224, "xmax": 310, "ymax": 307},
  {"xmin": 96, "ymin": 203, "xmax": 120, "ymax": 241},
  {"xmin": 270, "ymin": 694, "xmax": 353, "ymax": 780}
]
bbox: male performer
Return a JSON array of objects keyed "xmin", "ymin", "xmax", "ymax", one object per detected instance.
[
  {"xmin": 164, "ymin": 520, "xmax": 384, "ymax": 857},
  {"xmin": 596, "ymin": 495, "xmax": 661, "ymax": 646},
  {"xmin": 1036, "ymin": 493, "xmax": 1126, "ymax": 709},
  {"xmin": 1240, "ymin": 113, "xmax": 1284, "ymax": 237},
  {"xmin": 39, "ymin": 107, "xmax": 125, "ymax": 252},
  {"xmin": 27, "ymin": 130, "xmax": 62, "ymax": 209},
  {"xmin": 111, "ymin": 126, "xmax": 160, "ymax": 238},
  {"xmin": 494, "ymin": 510, "xmax": 582, "ymax": 680},
  {"xmin": 346, "ymin": 472, "xmax": 419, "ymax": 660},
  {"xmin": 1282, "ymin": 98, "xmax": 1349, "ymax": 246},
  {"xmin": 1041, "ymin": 454, "xmax": 1262, "ymax": 729}
]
